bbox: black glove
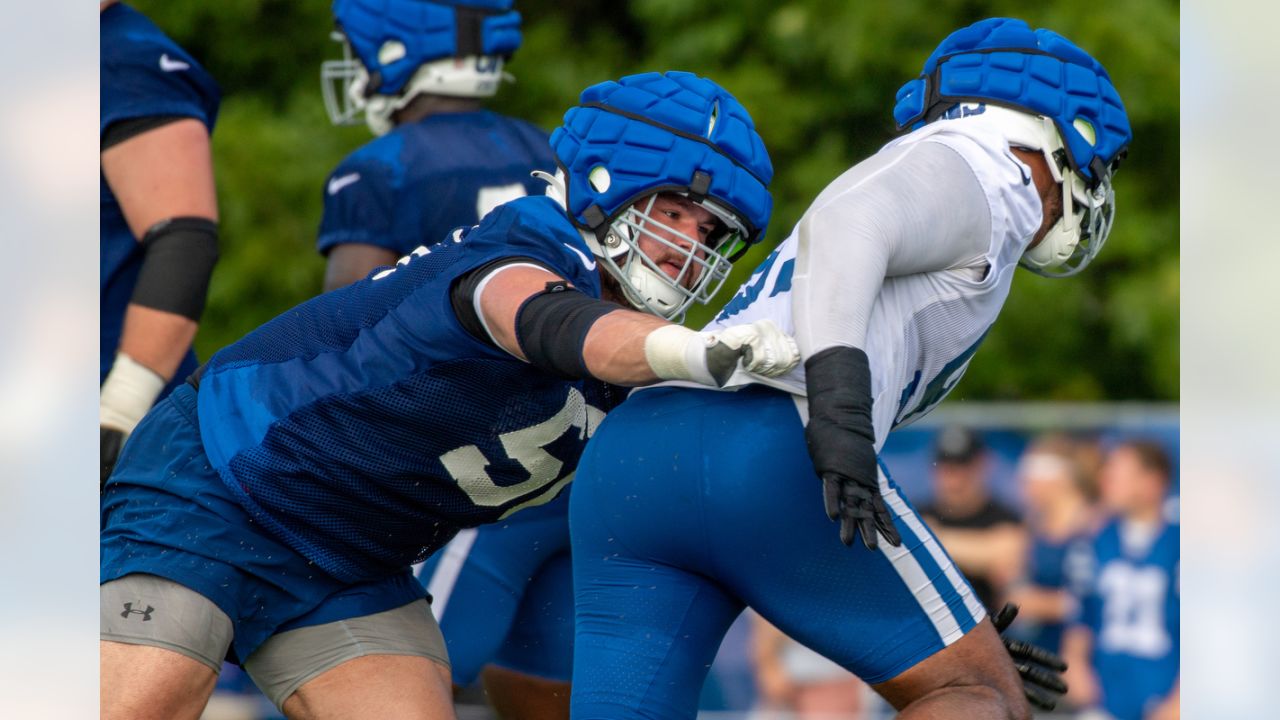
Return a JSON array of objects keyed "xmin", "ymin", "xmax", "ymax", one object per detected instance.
[
  {"xmin": 101, "ymin": 426, "xmax": 126, "ymax": 492},
  {"xmin": 992, "ymin": 603, "xmax": 1069, "ymax": 711},
  {"xmin": 803, "ymin": 346, "xmax": 901, "ymax": 550}
]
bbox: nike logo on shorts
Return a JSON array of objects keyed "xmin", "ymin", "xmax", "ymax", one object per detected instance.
[
  {"xmin": 159, "ymin": 54, "xmax": 190, "ymax": 72},
  {"xmin": 564, "ymin": 243, "xmax": 597, "ymax": 272},
  {"xmin": 327, "ymin": 173, "xmax": 361, "ymax": 196}
]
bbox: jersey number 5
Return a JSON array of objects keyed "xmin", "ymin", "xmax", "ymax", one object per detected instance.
[{"xmin": 439, "ymin": 389, "xmax": 606, "ymax": 518}]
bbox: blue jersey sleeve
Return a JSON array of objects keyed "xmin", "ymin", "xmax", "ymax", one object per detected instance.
[
  {"xmin": 100, "ymin": 10, "xmax": 220, "ymax": 136},
  {"xmin": 316, "ymin": 156, "xmax": 402, "ymax": 255},
  {"xmin": 453, "ymin": 196, "xmax": 603, "ymax": 297}
]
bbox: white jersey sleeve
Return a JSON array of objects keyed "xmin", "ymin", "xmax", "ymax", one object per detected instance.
[{"xmin": 703, "ymin": 114, "xmax": 1043, "ymax": 448}]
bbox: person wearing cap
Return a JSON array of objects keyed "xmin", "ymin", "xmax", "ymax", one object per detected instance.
[{"xmin": 919, "ymin": 426, "xmax": 1028, "ymax": 611}]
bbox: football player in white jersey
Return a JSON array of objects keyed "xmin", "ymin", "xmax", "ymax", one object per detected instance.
[{"xmin": 566, "ymin": 17, "xmax": 1131, "ymax": 720}]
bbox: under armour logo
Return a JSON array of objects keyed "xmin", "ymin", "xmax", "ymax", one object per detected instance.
[{"xmin": 121, "ymin": 602, "xmax": 155, "ymax": 621}]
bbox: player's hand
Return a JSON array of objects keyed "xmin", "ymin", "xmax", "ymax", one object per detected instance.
[
  {"xmin": 645, "ymin": 320, "xmax": 799, "ymax": 388},
  {"xmin": 101, "ymin": 426, "xmax": 127, "ymax": 491},
  {"xmin": 991, "ymin": 603, "xmax": 1069, "ymax": 711},
  {"xmin": 100, "ymin": 353, "xmax": 166, "ymax": 492},
  {"xmin": 707, "ymin": 319, "xmax": 800, "ymax": 381},
  {"xmin": 803, "ymin": 346, "xmax": 901, "ymax": 550}
]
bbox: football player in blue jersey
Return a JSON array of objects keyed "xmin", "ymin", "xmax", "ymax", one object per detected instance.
[
  {"xmin": 317, "ymin": 0, "xmax": 554, "ymax": 292},
  {"xmin": 99, "ymin": 1, "xmax": 221, "ymax": 489},
  {"xmin": 317, "ymin": 3, "xmax": 575, "ymax": 716},
  {"xmin": 100, "ymin": 71, "xmax": 798, "ymax": 720},
  {"xmin": 1062, "ymin": 440, "xmax": 1179, "ymax": 720},
  {"xmin": 567, "ymin": 18, "xmax": 1130, "ymax": 720}
]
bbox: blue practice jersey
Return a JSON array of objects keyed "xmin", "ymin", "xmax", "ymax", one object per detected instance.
[
  {"xmin": 316, "ymin": 110, "xmax": 555, "ymax": 258},
  {"xmin": 1078, "ymin": 519, "xmax": 1180, "ymax": 720},
  {"xmin": 197, "ymin": 195, "xmax": 603, "ymax": 584},
  {"xmin": 100, "ymin": 3, "xmax": 220, "ymax": 392},
  {"xmin": 1021, "ymin": 531, "xmax": 1093, "ymax": 654}
]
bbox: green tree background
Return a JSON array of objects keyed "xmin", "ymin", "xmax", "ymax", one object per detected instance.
[{"xmin": 128, "ymin": 0, "xmax": 1178, "ymax": 401}]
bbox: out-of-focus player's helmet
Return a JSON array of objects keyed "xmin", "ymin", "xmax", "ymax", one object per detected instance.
[
  {"xmin": 322, "ymin": 0, "xmax": 521, "ymax": 136},
  {"xmin": 546, "ymin": 71, "xmax": 773, "ymax": 320},
  {"xmin": 893, "ymin": 17, "xmax": 1132, "ymax": 277}
]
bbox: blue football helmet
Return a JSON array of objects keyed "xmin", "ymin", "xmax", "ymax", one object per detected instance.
[
  {"xmin": 893, "ymin": 18, "xmax": 1133, "ymax": 277},
  {"xmin": 546, "ymin": 71, "xmax": 774, "ymax": 320},
  {"xmin": 322, "ymin": 0, "xmax": 521, "ymax": 135}
]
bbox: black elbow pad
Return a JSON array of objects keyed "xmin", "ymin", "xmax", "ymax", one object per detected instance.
[
  {"xmin": 516, "ymin": 282, "xmax": 622, "ymax": 380},
  {"xmin": 131, "ymin": 216, "xmax": 219, "ymax": 321}
]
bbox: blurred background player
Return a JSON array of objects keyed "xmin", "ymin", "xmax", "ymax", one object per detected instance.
[
  {"xmin": 318, "ymin": 2, "xmax": 576, "ymax": 716},
  {"xmin": 1063, "ymin": 440, "xmax": 1179, "ymax": 720},
  {"xmin": 99, "ymin": 0, "xmax": 220, "ymax": 487},
  {"xmin": 318, "ymin": 0, "xmax": 551, "ymax": 291},
  {"xmin": 101, "ymin": 71, "xmax": 793, "ymax": 720},
  {"xmin": 568, "ymin": 16, "xmax": 1128, "ymax": 720},
  {"xmin": 1005, "ymin": 434, "xmax": 1097, "ymax": 664},
  {"xmin": 751, "ymin": 613, "xmax": 866, "ymax": 719},
  {"xmin": 920, "ymin": 426, "xmax": 1027, "ymax": 611}
]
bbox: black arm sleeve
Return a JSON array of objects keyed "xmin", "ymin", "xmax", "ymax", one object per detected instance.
[
  {"xmin": 101, "ymin": 115, "xmax": 189, "ymax": 151},
  {"xmin": 131, "ymin": 217, "xmax": 219, "ymax": 321}
]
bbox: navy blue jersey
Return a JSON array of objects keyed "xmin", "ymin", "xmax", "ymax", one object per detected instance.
[
  {"xmin": 100, "ymin": 3, "xmax": 220, "ymax": 390},
  {"xmin": 316, "ymin": 110, "xmax": 555, "ymax": 258},
  {"xmin": 197, "ymin": 195, "xmax": 603, "ymax": 583},
  {"xmin": 1077, "ymin": 519, "xmax": 1180, "ymax": 720}
]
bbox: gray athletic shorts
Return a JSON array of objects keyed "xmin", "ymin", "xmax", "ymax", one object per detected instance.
[{"xmin": 101, "ymin": 573, "xmax": 450, "ymax": 709}]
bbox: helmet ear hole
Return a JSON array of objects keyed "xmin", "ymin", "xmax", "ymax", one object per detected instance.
[
  {"xmin": 377, "ymin": 40, "xmax": 406, "ymax": 65},
  {"xmin": 588, "ymin": 166, "xmax": 611, "ymax": 194}
]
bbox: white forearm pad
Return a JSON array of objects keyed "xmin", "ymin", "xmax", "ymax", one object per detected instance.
[
  {"xmin": 643, "ymin": 324, "xmax": 717, "ymax": 386},
  {"xmin": 100, "ymin": 353, "xmax": 166, "ymax": 434}
]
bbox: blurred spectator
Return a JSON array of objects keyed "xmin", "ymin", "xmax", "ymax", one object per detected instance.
[
  {"xmin": 1006, "ymin": 434, "xmax": 1098, "ymax": 657},
  {"xmin": 751, "ymin": 613, "xmax": 865, "ymax": 719},
  {"xmin": 919, "ymin": 426, "xmax": 1026, "ymax": 610},
  {"xmin": 1063, "ymin": 440, "xmax": 1179, "ymax": 720}
]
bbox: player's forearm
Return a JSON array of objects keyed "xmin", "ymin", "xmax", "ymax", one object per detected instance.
[
  {"xmin": 581, "ymin": 310, "xmax": 671, "ymax": 385},
  {"xmin": 117, "ymin": 305, "xmax": 200, "ymax": 381},
  {"xmin": 323, "ymin": 243, "xmax": 399, "ymax": 292}
]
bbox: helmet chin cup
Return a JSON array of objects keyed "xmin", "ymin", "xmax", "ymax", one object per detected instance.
[{"xmin": 626, "ymin": 263, "xmax": 683, "ymax": 318}]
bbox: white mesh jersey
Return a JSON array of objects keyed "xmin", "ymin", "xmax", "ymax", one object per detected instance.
[{"xmin": 703, "ymin": 113, "xmax": 1043, "ymax": 449}]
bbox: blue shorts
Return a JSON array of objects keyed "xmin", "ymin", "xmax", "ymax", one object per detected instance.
[
  {"xmin": 417, "ymin": 491, "xmax": 573, "ymax": 684},
  {"xmin": 100, "ymin": 383, "xmax": 425, "ymax": 664},
  {"xmin": 569, "ymin": 386, "xmax": 986, "ymax": 719}
]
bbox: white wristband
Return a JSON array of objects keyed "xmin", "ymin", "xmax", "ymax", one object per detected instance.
[
  {"xmin": 643, "ymin": 325, "xmax": 717, "ymax": 386},
  {"xmin": 100, "ymin": 353, "xmax": 166, "ymax": 434}
]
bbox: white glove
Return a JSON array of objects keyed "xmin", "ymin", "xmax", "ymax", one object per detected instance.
[{"xmin": 644, "ymin": 320, "xmax": 800, "ymax": 388}]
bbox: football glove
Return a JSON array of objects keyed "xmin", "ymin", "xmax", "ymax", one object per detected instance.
[
  {"xmin": 645, "ymin": 319, "xmax": 800, "ymax": 387},
  {"xmin": 992, "ymin": 603, "xmax": 1069, "ymax": 711},
  {"xmin": 100, "ymin": 353, "xmax": 166, "ymax": 491},
  {"xmin": 803, "ymin": 346, "xmax": 901, "ymax": 550}
]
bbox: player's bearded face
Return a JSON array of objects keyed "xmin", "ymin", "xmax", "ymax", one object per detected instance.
[{"xmin": 630, "ymin": 193, "xmax": 717, "ymax": 290}]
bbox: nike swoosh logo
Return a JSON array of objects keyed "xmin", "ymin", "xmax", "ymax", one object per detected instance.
[
  {"xmin": 1004, "ymin": 150, "xmax": 1032, "ymax": 186},
  {"xmin": 327, "ymin": 173, "xmax": 361, "ymax": 195},
  {"xmin": 563, "ymin": 243, "xmax": 597, "ymax": 271},
  {"xmin": 159, "ymin": 54, "xmax": 190, "ymax": 72}
]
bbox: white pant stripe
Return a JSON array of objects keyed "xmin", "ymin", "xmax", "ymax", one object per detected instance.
[
  {"xmin": 876, "ymin": 467, "xmax": 964, "ymax": 645},
  {"xmin": 422, "ymin": 528, "xmax": 478, "ymax": 620}
]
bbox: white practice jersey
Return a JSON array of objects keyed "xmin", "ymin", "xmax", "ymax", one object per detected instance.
[{"xmin": 703, "ymin": 111, "xmax": 1043, "ymax": 450}]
